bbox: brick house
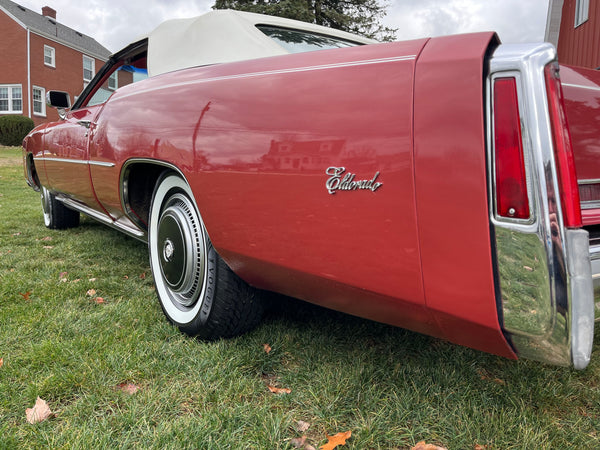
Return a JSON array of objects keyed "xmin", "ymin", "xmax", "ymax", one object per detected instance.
[
  {"xmin": 546, "ymin": 0, "xmax": 600, "ymax": 69},
  {"xmin": 0, "ymin": 0, "xmax": 111, "ymax": 126}
]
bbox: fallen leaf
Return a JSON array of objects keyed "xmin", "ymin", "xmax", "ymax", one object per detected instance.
[
  {"xmin": 72, "ymin": 279, "xmax": 81, "ymax": 283},
  {"xmin": 19, "ymin": 291, "xmax": 31, "ymax": 301},
  {"xmin": 41, "ymin": 236, "xmax": 52, "ymax": 241},
  {"xmin": 139, "ymin": 272, "xmax": 146, "ymax": 280},
  {"xmin": 59, "ymin": 278, "xmax": 68, "ymax": 283},
  {"xmin": 291, "ymin": 436, "xmax": 307, "ymax": 448},
  {"xmin": 267, "ymin": 385, "xmax": 291, "ymax": 394},
  {"xmin": 0, "ymin": 358, "xmax": 3, "ymax": 368},
  {"xmin": 123, "ymin": 275, "xmax": 129, "ymax": 279},
  {"xmin": 305, "ymin": 446, "xmax": 317, "ymax": 450},
  {"xmin": 263, "ymin": 343, "xmax": 272, "ymax": 354},
  {"xmin": 320, "ymin": 431, "xmax": 351, "ymax": 450},
  {"xmin": 59, "ymin": 271, "xmax": 68, "ymax": 278},
  {"xmin": 474, "ymin": 445, "xmax": 489, "ymax": 450},
  {"xmin": 86, "ymin": 289, "xmax": 96, "ymax": 297},
  {"xmin": 411, "ymin": 442, "xmax": 447, "ymax": 450},
  {"xmin": 43, "ymin": 246, "xmax": 53, "ymax": 249},
  {"xmin": 25, "ymin": 397, "xmax": 53, "ymax": 424},
  {"xmin": 93, "ymin": 297, "xmax": 105, "ymax": 304},
  {"xmin": 297, "ymin": 420, "xmax": 311, "ymax": 432},
  {"xmin": 88, "ymin": 278, "xmax": 97, "ymax": 282},
  {"xmin": 12, "ymin": 232, "xmax": 21, "ymax": 236},
  {"xmin": 117, "ymin": 382, "xmax": 139, "ymax": 395}
]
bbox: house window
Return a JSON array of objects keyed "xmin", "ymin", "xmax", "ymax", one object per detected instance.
[
  {"xmin": 575, "ymin": 0, "xmax": 589, "ymax": 27},
  {"xmin": 108, "ymin": 72, "xmax": 118, "ymax": 90},
  {"xmin": 32, "ymin": 86, "xmax": 46, "ymax": 117},
  {"xmin": 44, "ymin": 45, "xmax": 55, "ymax": 67},
  {"xmin": 0, "ymin": 85, "xmax": 23, "ymax": 113},
  {"xmin": 83, "ymin": 55, "xmax": 95, "ymax": 86}
]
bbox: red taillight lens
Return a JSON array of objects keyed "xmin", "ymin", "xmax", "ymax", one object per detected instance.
[
  {"xmin": 494, "ymin": 77, "xmax": 530, "ymax": 220},
  {"xmin": 545, "ymin": 63, "xmax": 582, "ymax": 228}
]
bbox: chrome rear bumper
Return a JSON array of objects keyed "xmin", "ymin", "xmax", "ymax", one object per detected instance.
[{"xmin": 590, "ymin": 244, "xmax": 600, "ymax": 320}]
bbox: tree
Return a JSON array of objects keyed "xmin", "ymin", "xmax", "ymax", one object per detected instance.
[{"xmin": 212, "ymin": 0, "xmax": 397, "ymax": 42}]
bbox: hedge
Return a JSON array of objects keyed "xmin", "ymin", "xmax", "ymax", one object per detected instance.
[{"xmin": 0, "ymin": 115, "xmax": 35, "ymax": 146}]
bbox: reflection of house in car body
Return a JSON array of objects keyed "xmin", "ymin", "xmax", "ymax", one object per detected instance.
[
  {"xmin": 266, "ymin": 139, "xmax": 346, "ymax": 171},
  {"xmin": 0, "ymin": 0, "xmax": 111, "ymax": 126}
]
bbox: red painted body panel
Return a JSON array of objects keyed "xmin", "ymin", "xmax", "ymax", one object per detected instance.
[
  {"xmin": 561, "ymin": 65, "xmax": 600, "ymax": 226},
  {"xmin": 24, "ymin": 35, "xmax": 519, "ymax": 358},
  {"xmin": 90, "ymin": 41, "xmax": 447, "ymax": 337},
  {"xmin": 413, "ymin": 33, "xmax": 516, "ymax": 359}
]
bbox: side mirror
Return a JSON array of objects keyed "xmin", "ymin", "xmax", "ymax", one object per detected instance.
[{"xmin": 46, "ymin": 91, "xmax": 71, "ymax": 120}]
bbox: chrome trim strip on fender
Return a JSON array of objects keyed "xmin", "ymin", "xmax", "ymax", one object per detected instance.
[
  {"xmin": 112, "ymin": 55, "xmax": 418, "ymax": 103},
  {"xmin": 487, "ymin": 43, "xmax": 594, "ymax": 368},
  {"xmin": 43, "ymin": 156, "xmax": 115, "ymax": 168},
  {"xmin": 562, "ymin": 82, "xmax": 600, "ymax": 93}
]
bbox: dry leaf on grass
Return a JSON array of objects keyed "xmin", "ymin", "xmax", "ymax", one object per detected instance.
[
  {"xmin": 89, "ymin": 278, "xmax": 97, "ymax": 282},
  {"xmin": 474, "ymin": 445, "xmax": 489, "ymax": 450},
  {"xmin": 291, "ymin": 436, "xmax": 307, "ymax": 448},
  {"xmin": 19, "ymin": 291, "xmax": 31, "ymax": 301},
  {"xmin": 86, "ymin": 289, "xmax": 96, "ymax": 297},
  {"xmin": 93, "ymin": 297, "xmax": 105, "ymax": 304},
  {"xmin": 267, "ymin": 385, "xmax": 291, "ymax": 394},
  {"xmin": 0, "ymin": 358, "xmax": 3, "ymax": 368},
  {"xmin": 41, "ymin": 236, "xmax": 52, "ymax": 241},
  {"xmin": 320, "ymin": 431, "xmax": 351, "ymax": 450},
  {"xmin": 411, "ymin": 441, "xmax": 448, "ymax": 450},
  {"xmin": 297, "ymin": 420, "xmax": 311, "ymax": 432},
  {"xmin": 139, "ymin": 272, "xmax": 146, "ymax": 279},
  {"xmin": 43, "ymin": 246, "xmax": 53, "ymax": 249},
  {"xmin": 117, "ymin": 382, "xmax": 139, "ymax": 395},
  {"xmin": 25, "ymin": 397, "xmax": 53, "ymax": 424},
  {"xmin": 263, "ymin": 343, "xmax": 272, "ymax": 354}
]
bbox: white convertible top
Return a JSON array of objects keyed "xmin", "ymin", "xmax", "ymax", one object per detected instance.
[{"xmin": 147, "ymin": 9, "xmax": 375, "ymax": 76}]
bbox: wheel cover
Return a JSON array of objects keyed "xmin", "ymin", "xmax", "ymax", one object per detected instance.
[
  {"xmin": 156, "ymin": 193, "xmax": 204, "ymax": 307},
  {"xmin": 149, "ymin": 176, "xmax": 208, "ymax": 324},
  {"xmin": 41, "ymin": 187, "xmax": 52, "ymax": 227}
]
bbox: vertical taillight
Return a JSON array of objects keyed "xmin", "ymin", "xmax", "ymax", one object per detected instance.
[
  {"xmin": 494, "ymin": 77, "xmax": 530, "ymax": 220},
  {"xmin": 545, "ymin": 63, "xmax": 582, "ymax": 228}
]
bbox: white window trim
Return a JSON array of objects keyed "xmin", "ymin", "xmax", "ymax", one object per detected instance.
[
  {"xmin": 108, "ymin": 72, "xmax": 118, "ymax": 91},
  {"xmin": 32, "ymin": 86, "xmax": 46, "ymax": 117},
  {"xmin": 44, "ymin": 45, "xmax": 55, "ymax": 68},
  {"xmin": 83, "ymin": 55, "xmax": 95, "ymax": 84},
  {"xmin": 575, "ymin": 0, "xmax": 589, "ymax": 27},
  {"xmin": 0, "ymin": 84, "xmax": 23, "ymax": 114}
]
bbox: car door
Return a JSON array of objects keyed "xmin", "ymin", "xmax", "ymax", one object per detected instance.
[{"xmin": 43, "ymin": 103, "xmax": 108, "ymax": 215}]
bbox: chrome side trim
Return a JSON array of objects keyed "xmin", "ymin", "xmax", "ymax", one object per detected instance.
[
  {"xmin": 488, "ymin": 43, "xmax": 594, "ymax": 368},
  {"xmin": 43, "ymin": 156, "xmax": 115, "ymax": 167},
  {"xmin": 57, "ymin": 196, "xmax": 146, "ymax": 242},
  {"xmin": 562, "ymin": 82, "xmax": 600, "ymax": 92},
  {"xmin": 578, "ymin": 178, "xmax": 600, "ymax": 185}
]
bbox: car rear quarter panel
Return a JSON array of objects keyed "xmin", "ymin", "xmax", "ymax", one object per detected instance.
[
  {"xmin": 413, "ymin": 33, "xmax": 516, "ymax": 358},
  {"xmin": 90, "ymin": 40, "xmax": 447, "ymax": 337}
]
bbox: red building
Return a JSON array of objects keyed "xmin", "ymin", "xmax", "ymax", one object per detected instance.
[
  {"xmin": 546, "ymin": 0, "xmax": 600, "ymax": 69},
  {"xmin": 0, "ymin": 0, "xmax": 111, "ymax": 126}
]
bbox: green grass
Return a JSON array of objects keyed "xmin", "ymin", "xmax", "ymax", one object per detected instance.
[{"xmin": 1, "ymin": 145, "xmax": 599, "ymax": 448}]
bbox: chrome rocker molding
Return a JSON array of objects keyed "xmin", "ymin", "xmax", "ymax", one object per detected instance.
[
  {"xmin": 56, "ymin": 195, "xmax": 146, "ymax": 241},
  {"xmin": 487, "ymin": 43, "xmax": 594, "ymax": 369}
]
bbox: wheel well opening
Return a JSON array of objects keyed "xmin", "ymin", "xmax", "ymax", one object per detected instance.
[
  {"xmin": 123, "ymin": 163, "xmax": 174, "ymax": 230},
  {"xmin": 26, "ymin": 153, "xmax": 41, "ymax": 191}
]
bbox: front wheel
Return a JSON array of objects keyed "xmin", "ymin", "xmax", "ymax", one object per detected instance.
[
  {"xmin": 41, "ymin": 186, "xmax": 80, "ymax": 229},
  {"xmin": 148, "ymin": 174, "xmax": 263, "ymax": 339}
]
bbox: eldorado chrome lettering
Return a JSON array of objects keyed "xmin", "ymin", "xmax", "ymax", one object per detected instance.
[{"xmin": 325, "ymin": 167, "xmax": 382, "ymax": 194}]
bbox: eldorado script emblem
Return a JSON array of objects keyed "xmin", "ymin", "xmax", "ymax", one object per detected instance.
[{"xmin": 325, "ymin": 167, "xmax": 382, "ymax": 194}]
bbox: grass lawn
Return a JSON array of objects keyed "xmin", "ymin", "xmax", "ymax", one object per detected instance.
[{"xmin": 1, "ymin": 145, "xmax": 599, "ymax": 448}]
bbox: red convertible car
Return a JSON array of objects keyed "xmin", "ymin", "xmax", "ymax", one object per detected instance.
[{"xmin": 22, "ymin": 10, "xmax": 600, "ymax": 369}]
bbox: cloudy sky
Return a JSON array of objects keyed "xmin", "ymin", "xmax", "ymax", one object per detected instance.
[{"xmin": 15, "ymin": 0, "xmax": 550, "ymax": 53}]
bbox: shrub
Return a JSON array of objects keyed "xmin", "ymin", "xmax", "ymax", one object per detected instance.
[{"xmin": 0, "ymin": 115, "xmax": 35, "ymax": 146}]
